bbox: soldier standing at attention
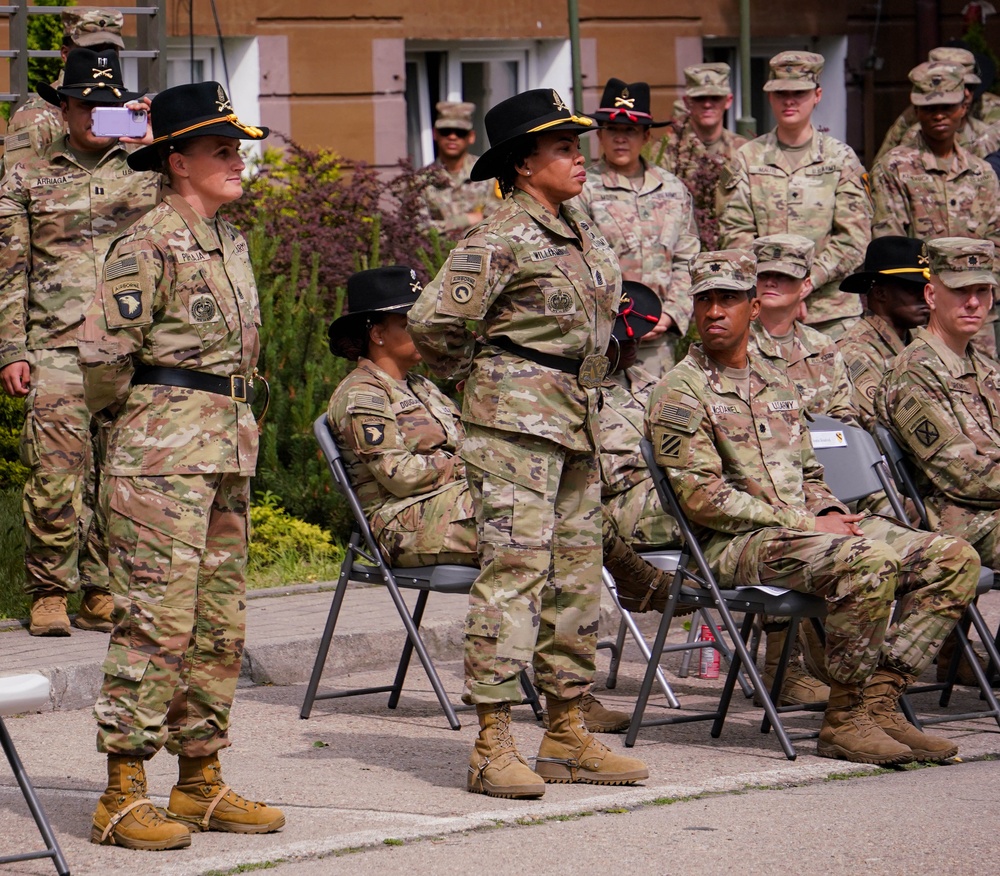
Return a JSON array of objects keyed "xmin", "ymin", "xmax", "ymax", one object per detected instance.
[
  {"xmin": 0, "ymin": 49, "xmax": 159, "ymax": 636},
  {"xmin": 656, "ymin": 63, "xmax": 748, "ymax": 250},
  {"xmin": 576, "ymin": 78, "xmax": 699, "ymax": 376},
  {"xmin": 718, "ymin": 52, "xmax": 871, "ymax": 340},
  {"xmin": 871, "ymin": 62, "xmax": 1000, "ymax": 247},
  {"xmin": 836, "ymin": 237, "xmax": 929, "ymax": 433},
  {"xmin": 420, "ymin": 101, "xmax": 501, "ymax": 239},
  {"xmin": 78, "ymin": 82, "xmax": 283, "ymax": 850},
  {"xmin": 409, "ymin": 88, "xmax": 648, "ymax": 799},
  {"xmin": 4, "ymin": 8, "xmax": 125, "ymax": 166},
  {"xmin": 646, "ymin": 251, "xmax": 979, "ymax": 765}
]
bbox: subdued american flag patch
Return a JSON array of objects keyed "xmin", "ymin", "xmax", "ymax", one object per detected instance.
[
  {"xmin": 658, "ymin": 402, "xmax": 693, "ymax": 428},
  {"xmin": 4, "ymin": 132, "xmax": 30, "ymax": 152},
  {"xmin": 105, "ymin": 254, "xmax": 139, "ymax": 280},
  {"xmin": 451, "ymin": 252, "xmax": 484, "ymax": 273},
  {"xmin": 895, "ymin": 394, "xmax": 920, "ymax": 429},
  {"xmin": 355, "ymin": 392, "xmax": 386, "ymax": 411}
]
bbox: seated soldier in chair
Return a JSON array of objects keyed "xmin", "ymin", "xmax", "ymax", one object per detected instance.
[{"xmin": 645, "ymin": 250, "xmax": 980, "ymax": 764}]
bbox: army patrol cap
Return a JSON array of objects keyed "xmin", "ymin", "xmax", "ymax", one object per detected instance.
[
  {"xmin": 925, "ymin": 238, "xmax": 999, "ymax": 289},
  {"xmin": 689, "ymin": 250, "xmax": 757, "ymax": 296},
  {"xmin": 62, "ymin": 8, "xmax": 125, "ymax": 49},
  {"xmin": 328, "ymin": 266, "xmax": 424, "ymax": 360},
  {"xmin": 763, "ymin": 51, "xmax": 824, "ymax": 92},
  {"xmin": 840, "ymin": 236, "xmax": 927, "ymax": 293},
  {"xmin": 684, "ymin": 63, "xmax": 733, "ymax": 98},
  {"xmin": 928, "ymin": 47, "xmax": 981, "ymax": 85},
  {"xmin": 752, "ymin": 234, "xmax": 814, "ymax": 280},
  {"xmin": 435, "ymin": 101, "xmax": 475, "ymax": 132},
  {"xmin": 909, "ymin": 62, "xmax": 966, "ymax": 106}
]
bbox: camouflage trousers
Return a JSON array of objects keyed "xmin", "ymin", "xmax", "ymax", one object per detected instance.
[
  {"xmin": 95, "ymin": 472, "xmax": 250, "ymax": 758},
  {"xmin": 724, "ymin": 514, "xmax": 979, "ymax": 684},
  {"xmin": 604, "ymin": 479, "xmax": 680, "ymax": 549},
  {"xmin": 461, "ymin": 426, "xmax": 602, "ymax": 704},
  {"xmin": 371, "ymin": 480, "xmax": 478, "ymax": 567},
  {"xmin": 20, "ymin": 347, "xmax": 108, "ymax": 596}
]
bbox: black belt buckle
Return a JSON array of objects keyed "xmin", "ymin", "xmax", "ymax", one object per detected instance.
[
  {"xmin": 230, "ymin": 374, "xmax": 248, "ymax": 402},
  {"xmin": 578, "ymin": 354, "xmax": 610, "ymax": 389}
]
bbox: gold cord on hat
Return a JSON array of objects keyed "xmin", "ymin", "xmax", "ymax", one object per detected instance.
[
  {"xmin": 151, "ymin": 113, "xmax": 264, "ymax": 144},
  {"xmin": 880, "ymin": 268, "xmax": 927, "ymax": 276},
  {"xmin": 79, "ymin": 83, "xmax": 122, "ymax": 98},
  {"xmin": 528, "ymin": 115, "xmax": 594, "ymax": 133}
]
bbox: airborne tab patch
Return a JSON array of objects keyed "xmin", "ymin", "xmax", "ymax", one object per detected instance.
[{"xmin": 113, "ymin": 286, "xmax": 143, "ymax": 320}]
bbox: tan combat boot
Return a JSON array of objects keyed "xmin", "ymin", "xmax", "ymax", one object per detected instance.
[
  {"xmin": 758, "ymin": 624, "xmax": 829, "ymax": 706},
  {"xmin": 468, "ymin": 702, "xmax": 545, "ymax": 799},
  {"xmin": 28, "ymin": 592, "xmax": 70, "ymax": 637},
  {"xmin": 817, "ymin": 680, "xmax": 914, "ymax": 765},
  {"xmin": 74, "ymin": 589, "xmax": 114, "ymax": 632},
  {"xmin": 603, "ymin": 530, "xmax": 672, "ymax": 613},
  {"xmin": 579, "ymin": 692, "xmax": 631, "ymax": 733},
  {"xmin": 167, "ymin": 755, "xmax": 285, "ymax": 833},
  {"xmin": 535, "ymin": 695, "xmax": 649, "ymax": 784},
  {"xmin": 864, "ymin": 666, "xmax": 958, "ymax": 762},
  {"xmin": 91, "ymin": 755, "xmax": 191, "ymax": 850}
]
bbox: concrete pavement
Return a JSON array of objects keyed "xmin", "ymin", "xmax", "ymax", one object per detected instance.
[{"xmin": 2, "ymin": 582, "xmax": 999, "ymax": 876}]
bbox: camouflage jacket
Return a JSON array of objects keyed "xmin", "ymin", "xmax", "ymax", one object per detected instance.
[
  {"xmin": 750, "ymin": 321, "xmax": 858, "ymax": 423},
  {"xmin": 877, "ymin": 326, "xmax": 1000, "ymax": 544},
  {"xmin": 2, "ymin": 71, "xmax": 66, "ymax": 172},
  {"xmin": 327, "ymin": 358, "xmax": 466, "ymax": 527},
  {"xmin": 645, "ymin": 345, "xmax": 846, "ymax": 576},
  {"xmin": 78, "ymin": 190, "xmax": 259, "ymax": 476},
  {"xmin": 654, "ymin": 121, "xmax": 747, "ymax": 249},
  {"xmin": 420, "ymin": 153, "xmax": 501, "ymax": 237},
  {"xmin": 574, "ymin": 158, "xmax": 699, "ymax": 336},
  {"xmin": 598, "ymin": 365, "xmax": 657, "ymax": 498},
  {"xmin": 871, "ymin": 136, "xmax": 1000, "ymax": 246},
  {"xmin": 718, "ymin": 129, "xmax": 871, "ymax": 326},
  {"xmin": 408, "ymin": 188, "xmax": 620, "ymax": 452},
  {"xmin": 0, "ymin": 134, "xmax": 159, "ymax": 368},
  {"xmin": 836, "ymin": 312, "xmax": 909, "ymax": 432},
  {"xmin": 877, "ymin": 111, "xmax": 1000, "ymax": 164}
]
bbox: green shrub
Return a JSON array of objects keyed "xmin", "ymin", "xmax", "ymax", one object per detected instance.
[
  {"xmin": 1, "ymin": 0, "xmax": 69, "ymax": 122},
  {"xmin": 248, "ymin": 491, "xmax": 339, "ymax": 566},
  {"xmin": 0, "ymin": 393, "xmax": 27, "ymax": 489}
]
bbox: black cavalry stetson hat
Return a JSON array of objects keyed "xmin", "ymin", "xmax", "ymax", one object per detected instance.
[
  {"xmin": 38, "ymin": 47, "xmax": 143, "ymax": 106},
  {"xmin": 470, "ymin": 88, "xmax": 596, "ymax": 181},
  {"xmin": 127, "ymin": 81, "xmax": 269, "ymax": 172},
  {"xmin": 839, "ymin": 236, "xmax": 928, "ymax": 294},
  {"xmin": 613, "ymin": 281, "xmax": 663, "ymax": 342},
  {"xmin": 592, "ymin": 78, "xmax": 669, "ymax": 127},
  {"xmin": 328, "ymin": 266, "xmax": 424, "ymax": 360}
]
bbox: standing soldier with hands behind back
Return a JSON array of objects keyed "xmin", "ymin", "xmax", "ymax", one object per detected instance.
[{"xmin": 0, "ymin": 49, "xmax": 159, "ymax": 637}]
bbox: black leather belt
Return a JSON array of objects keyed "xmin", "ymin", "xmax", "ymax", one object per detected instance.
[
  {"xmin": 132, "ymin": 365, "xmax": 256, "ymax": 405},
  {"xmin": 488, "ymin": 336, "xmax": 609, "ymax": 389}
]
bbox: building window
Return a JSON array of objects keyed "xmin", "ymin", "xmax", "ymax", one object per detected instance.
[{"xmin": 406, "ymin": 40, "xmax": 571, "ymax": 166}]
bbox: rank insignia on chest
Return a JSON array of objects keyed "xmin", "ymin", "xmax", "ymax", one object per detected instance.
[
  {"xmin": 113, "ymin": 288, "xmax": 142, "ymax": 320},
  {"xmin": 363, "ymin": 422, "xmax": 385, "ymax": 446},
  {"xmin": 757, "ymin": 420, "xmax": 772, "ymax": 439},
  {"xmin": 191, "ymin": 294, "xmax": 218, "ymax": 323}
]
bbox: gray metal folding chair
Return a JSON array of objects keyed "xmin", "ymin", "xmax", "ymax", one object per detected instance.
[
  {"xmin": 873, "ymin": 423, "xmax": 1000, "ymax": 729},
  {"xmin": 0, "ymin": 674, "xmax": 70, "ymax": 875},
  {"xmin": 301, "ymin": 415, "xmax": 541, "ymax": 729},
  {"xmin": 629, "ymin": 439, "xmax": 827, "ymax": 760}
]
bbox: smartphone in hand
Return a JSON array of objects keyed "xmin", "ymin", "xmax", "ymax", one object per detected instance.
[{"xmin": 91, "ymin": 107, "xmax": 148, "ymax": 138}]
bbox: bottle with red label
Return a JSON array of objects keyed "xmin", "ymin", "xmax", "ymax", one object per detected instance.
[{"xmin": 698, "ymin": 624, "xmax": 720, "ymax": 679}]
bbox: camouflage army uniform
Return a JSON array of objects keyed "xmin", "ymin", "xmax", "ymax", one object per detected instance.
[
  {"xmin": 78, "ymin": 190, "xmax": 259, "ymax": 758},
  {"xmin": 326, "ymin": 358, "xmax": 477, "ymax": 567},
  {"xmin": 718, "ymin": 131, "xmax": 872, "ymax": 334},
  {"xmin": 878, "ymin": 326, "xmax": 1000, "ymax": 568},
  {"xmin": 575, "ymin": 157, "xmax": 699, "ymax": 375},
  {"xmin": 655, "ymin": 119, "xmax": 747, "ymax": 250},
  {"xmin": 871, "ymin": 137, "xmax": 1000, "ymax": 246},
  {"xmin": 837, "ymin": 313, "xmax": 910, "ymax": 433},
  {"xmin": 599, "ymin": 366, "xmax": 679, "ymax": 547},
  {"xmin": 645, "ymin": 344, "xmax": 978, "ymax": 683},
  {"xmin": 750, "ymin": 321, "xmax": 858, "ymax": 423},
  {"xmin": 3, "ymin": 72, "xmax": 65, "ymax": 169},
  {"xmin": 0, "ymin": 136, "xmax": 159, "ymax": 598},
  {"xmin": 877, "ymin": 108, "xmax": 1000, "ymax": 164},
  {"xmin": 421, "ymin": 153, "xmax": 501, "ymax": 238},
  {"xmin": 409, "ymin": 188, "xmax": 619, "ymax": 704}
]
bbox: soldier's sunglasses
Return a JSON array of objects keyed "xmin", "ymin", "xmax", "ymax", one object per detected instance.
[{"xmin": 438, "ymin": 128, "xmax": 471, "ymax": 138}]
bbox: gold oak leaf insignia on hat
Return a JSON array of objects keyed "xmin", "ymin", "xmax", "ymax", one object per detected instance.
[
  {"xmin": 216, "ymin": 84, "xmax": 233, "ymax": 113},
  {"xmin": 552, "ymin": 90, "xmax": 569, "ymax": 112}
]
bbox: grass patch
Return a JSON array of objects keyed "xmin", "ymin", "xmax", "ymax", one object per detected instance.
[
  {"xmin": 246, "ymin": 544, "xmax": 343, "ymax": 591},
  {"xmin": 203, "ymin": 862, "xmax": 280, "ymax": 876},
  {"xmin": 383, "ymin": 838, "xmax": 405, "ymax": 846}
]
